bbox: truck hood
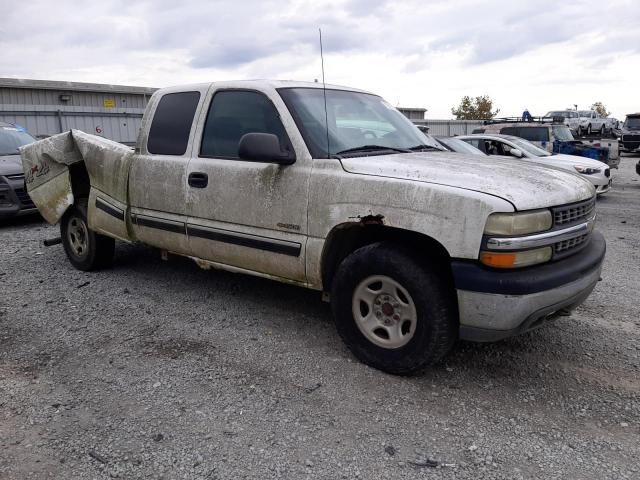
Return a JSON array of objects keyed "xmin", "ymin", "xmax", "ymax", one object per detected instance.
[
  {"xmin": 0, "ymin": 154, "xmax": 23, "ymax": 176},
  {"xmin": 339, "ymin": 151, "xmax": 595, "ymax": 211}
]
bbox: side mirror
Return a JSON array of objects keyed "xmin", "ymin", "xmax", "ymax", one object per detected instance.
[
  {"xmin": 238, "ymin": 133, "xmax": 295, "ymax": 164},
  {"xmin": 510, "ymin": 148, "xmax": 523, "ymax": 158}
]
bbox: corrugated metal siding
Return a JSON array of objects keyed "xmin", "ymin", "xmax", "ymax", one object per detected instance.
[
  {"xmin": 0, "ymin": 84, "xmax": 152, "ymax": 145},
  {"xmin": 413, "ymin": 119, "xmax": 484, "ymax": 136}
]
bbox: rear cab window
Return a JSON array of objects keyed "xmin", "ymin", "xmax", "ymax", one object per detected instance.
[
  {"xmin": 500, "ymin": 126, "xmax": 549, "ymax": 142},
  {"xmin": 147, "ymin": 91, "xmax": 201, "ymax": 155}
]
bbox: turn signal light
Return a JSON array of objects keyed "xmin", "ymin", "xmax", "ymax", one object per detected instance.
[{"xmin": 480, "ymin": 247, "xmax": 552, "ymax": 269}]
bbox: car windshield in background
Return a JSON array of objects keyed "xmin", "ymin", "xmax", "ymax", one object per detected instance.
[
  {"xmin": 546, "ymin": 111, "xmax": 566, "ymax": 117},
  {"xmin": 0, "ymin": 126, "xmax": 35, "ymax": 155},
  {"xmin": 552, "ymin": 125, "xmax": 575, "ymax": 142},
  {"xmin": 436, "ymin": 137, "xmax": 485, "ymax": 156},
  {"xmin": 510, "ymin": 137, "xmax": 552, "ymax": 157},
  {"xmin": 624, "ymin": 117, "xmax": 640, "ymax": 129},
  {"xmin": 277, "ymin": 88, "xmax": 441, "ymax": 158}
]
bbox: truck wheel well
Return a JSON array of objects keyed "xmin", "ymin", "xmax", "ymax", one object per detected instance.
[
  {"xmin": 68, "ymin": 162, "xmax": 91, "ymax": 200},
  {"xmin": 321, "ymin": 223, "xmax": 453, "ymax": 292}
]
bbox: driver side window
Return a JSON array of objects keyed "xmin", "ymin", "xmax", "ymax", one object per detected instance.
[{"xmin": 200, "ymin": 90, "xmax": 292, "ymax": 159}]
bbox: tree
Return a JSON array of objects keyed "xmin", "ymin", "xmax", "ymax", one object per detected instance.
[
  {"xmin": 590, "ymin": 101, "xmax": 610, "ymax": 117},
  {"xmin": 451, "ymin": 95, "xmax": 500, "ymax": 120}
]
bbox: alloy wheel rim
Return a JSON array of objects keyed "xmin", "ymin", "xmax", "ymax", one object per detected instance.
[
  {"xmin": 67, "ymin": 216, "xmax": 89, "ymax": 258},
  {"xmin": 351, "ymin": 275, "xmax": 417, "ymax": 349}
]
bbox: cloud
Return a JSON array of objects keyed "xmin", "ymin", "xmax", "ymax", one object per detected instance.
[{"xmin": 0, "ymin": 0, "xmax": 638, "ymax": 118}]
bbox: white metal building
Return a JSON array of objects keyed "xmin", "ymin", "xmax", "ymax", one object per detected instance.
[{"xmin": 0, "ymin": 78, "xmax": 157, "ymax": 145}]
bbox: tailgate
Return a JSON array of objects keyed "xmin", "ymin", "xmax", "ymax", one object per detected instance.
[{"xmin": 580, "ymin": 138, "xmax": 620, "ymax": 168}]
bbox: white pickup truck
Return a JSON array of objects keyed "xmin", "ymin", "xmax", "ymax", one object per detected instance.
[
  {"xmin": 577, "ymin": 110, "xmax": 614, "ymax": 136},
  {"xmin": 20, "ymin": 80, "xmax": 606, "ymax": 375}
]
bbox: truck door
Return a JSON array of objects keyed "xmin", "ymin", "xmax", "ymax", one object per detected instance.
[
  {"xmin": 128, "ymin": 89, "xmax": 207, "ymax": 255},
  {"xmin": 185, "ymin": 88, "xmax": 311, "ymax": 283}
]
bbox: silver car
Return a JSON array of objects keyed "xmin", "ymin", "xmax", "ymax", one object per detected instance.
[
  {"xmin": 457, "ymin": 133, "xmax": 612, "ymax": 195},
  {"xmin": 0, "ymin": 122, "xmax": 37, "ymax": 218}
]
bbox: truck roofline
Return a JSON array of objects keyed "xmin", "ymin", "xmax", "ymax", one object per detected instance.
[{"xmin": 152, "ymin": 79, "xmax": 374, "ymax": 96}]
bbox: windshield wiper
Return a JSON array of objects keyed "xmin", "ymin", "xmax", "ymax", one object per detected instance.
[
  {"xmin": 407, "ymin": 145, "xmax": 445, "ymax": 152},
  {"xmin": 334, "ymin": 145, "xmax": 411, "ymax": 156}
]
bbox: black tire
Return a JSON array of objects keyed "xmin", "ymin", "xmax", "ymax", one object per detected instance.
[
  {"xmin": 587, "ymin": 124, "xmax": 592, "ymax": 135},
  {"xmin": 60, "ymin": 198, "xmax": 115, "ymax": 271},
  {"xmin": 330, "ymin": 242, "xmax": 457, "ymax": 375}
]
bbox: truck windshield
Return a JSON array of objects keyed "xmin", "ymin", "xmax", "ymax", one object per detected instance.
[
  {"xmin": 624, "ymin": 117, "xmax": 640, "ymax": 129},
  {"xmin": 278, "ymin": 88, "xmax": 441, "ymax": 158},
  {"xmin": 0, "ymin": 126, "xmax": 35, "ymax": 155},
  {"xmin": 552, "ymin": 125, "xmax": 575, "ymax": 141},
  {"xmin": 578, "ymin": 111, "xmax": 592, "ymax": 118}
]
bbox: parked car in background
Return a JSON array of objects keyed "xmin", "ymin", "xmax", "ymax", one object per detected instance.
[
  {"xmin": 433, "ymin": 136, "xmax": 488, "ymax": 156},
  {"xmin": 618, "ymin": 113, "xmax": 640, "ymax": 153},
  {"xmin": 20, "ymin": 79, "xmax": 605, "ymax": 375},
  {"xmin": 475, "ymin": 118, "xmax": 619, "ymax": 168},
  {"xmin": 577, "ymin": 110, "xmax": 608, "ymax": 136},
  {"xmin": 457, "ymin": 133, "xmax": 612, "ymax": 195},
  {"xmin": 0, "ymin": 122, "xmax": 37, "ymax": 219},
  {"xmin": 545, "ymin": 110, "xmax": 580, "ymax": 134}
]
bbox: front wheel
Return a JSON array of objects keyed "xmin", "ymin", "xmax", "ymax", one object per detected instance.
[
  {"xmin": 61, "ymin": 199, "xmax": 115, "ymax": 271},
  {"xmin": 331, "ymin": 243, "xmax": 457, "ymax": 375}
]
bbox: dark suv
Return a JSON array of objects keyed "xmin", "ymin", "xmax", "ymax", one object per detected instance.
[
  {"xmin": 619, "ymin": 113, "xmax": 640, "ymax": 154},
  {"xmin": 0, "ymin": 122, "xmax": 37, "ymax": 219}
]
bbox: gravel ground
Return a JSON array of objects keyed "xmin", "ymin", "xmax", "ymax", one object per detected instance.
[{"xmin": 1, "ymin": 155, "xmax": 639, "ymax": 479}]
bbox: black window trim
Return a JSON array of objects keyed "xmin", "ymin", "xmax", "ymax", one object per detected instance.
[
  {"xmin": 198, "ymin": 88, "xmax": 295, "ymax": 162},
  {"xmin": 146, "ymin": 90, "xmax": 201, "ymax": 156}
]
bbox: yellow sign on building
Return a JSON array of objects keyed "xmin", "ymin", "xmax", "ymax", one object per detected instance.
[{"xmin": 103, "ymin": 99, "xmax": 115, "ymax": 108}]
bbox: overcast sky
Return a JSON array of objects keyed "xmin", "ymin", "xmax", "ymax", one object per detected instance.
[{"xmin": 1, "ymin": 0, "xmax": 638, "ymax": 118}]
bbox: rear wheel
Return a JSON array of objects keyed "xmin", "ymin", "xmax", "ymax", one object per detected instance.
[
  {"xmin": 331, "ymin": 242, "xmax": 457, "ymax": 375},
  {"xmin": 587, "ymin": 124, "xmax": 592, "ymax": 135},
  {"xmin": 61, "ymin": 199, "xmax": 115, "ymax": 271},
  {"xmin": 600, "ymin": 124, "xmax": 606, "ymax": 136}
]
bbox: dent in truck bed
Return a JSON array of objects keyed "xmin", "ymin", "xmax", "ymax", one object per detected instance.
[{"xmin": 19, "ymin": 129, "xmax": 134, "ymax": 226}]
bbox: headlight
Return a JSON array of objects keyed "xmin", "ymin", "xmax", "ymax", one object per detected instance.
[
  {"xmin": 574, "ymin": 166, "xmax": 599, "ymax": 175},
  {"xmin": 483, "ymin": 210, "xmax": 552, "ymax": 236},
  {"xmin": 480, "ymin": 247, "xmax": 552, "ymax": 269}
]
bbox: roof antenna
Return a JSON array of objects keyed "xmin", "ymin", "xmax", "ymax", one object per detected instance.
[{"xmin": 319, "ymin": 28, "xmax": 330, "ymax": 159}]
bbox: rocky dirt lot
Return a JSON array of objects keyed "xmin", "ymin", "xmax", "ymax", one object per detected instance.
[{"xmin": 1, "ymin": 155, "xmax": 639, "ymax": 480}]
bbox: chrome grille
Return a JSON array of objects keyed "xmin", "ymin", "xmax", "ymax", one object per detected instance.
[
  {"xmin": 554, "ymin": 234, "xmax": 589, "ymax": 256},
  {"xmin": 553, "ymin": 197, "xmax": 595, "ymax": 227}
]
